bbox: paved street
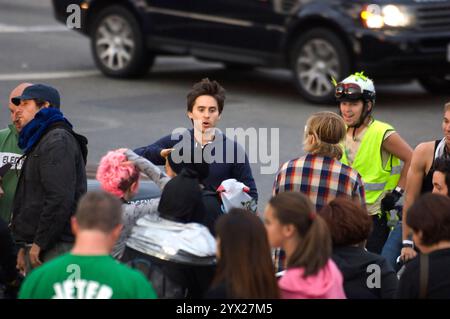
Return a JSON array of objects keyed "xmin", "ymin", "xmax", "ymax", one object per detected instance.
[{"xmin": 0, "ymin": 0, "xmax": 448, "ymax": 210}]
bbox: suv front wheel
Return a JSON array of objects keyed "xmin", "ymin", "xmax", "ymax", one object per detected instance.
[
  {"xmin": 90, "ymin": 5, "xmax": 154, "ymax": 77},
  {"xmin": 291, "ymin": 28, "xmax": 351, "ymax": 104}
]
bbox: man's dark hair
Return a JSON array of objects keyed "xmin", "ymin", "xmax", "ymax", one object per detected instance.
[
  {"xmin": 33, "ymin": 99, "xmax": 49, "ymax": 109},
  {"xmin": 75, "ymin": 191, "xmax": 122, "ymax": 233},
  {"xmin": 433, "ymin": 157, "xmax": 450, "ymax": 194},
  {"xmin": 186, "ymin": 78, "xmax": 226, "ymax": 114},
  {"xmin": 407, "ymin": 193, "xmax": 450, "ymax": 246}
]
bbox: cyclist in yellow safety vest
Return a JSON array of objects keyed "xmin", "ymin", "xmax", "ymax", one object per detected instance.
[{"xmin": 335, "ymin": 72, "xmax": 413, "ymax": 255}]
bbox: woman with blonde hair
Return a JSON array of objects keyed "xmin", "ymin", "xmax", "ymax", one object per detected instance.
[{"xmin": 272, "ymin": 111, "xmax": 366, "ymax": 271}]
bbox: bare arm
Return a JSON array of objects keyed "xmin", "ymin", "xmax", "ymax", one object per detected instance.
[
  {"xmin": 402, "ymin": 142, "xmax": 434, "ymax": 240},
  {"xmin": 382, "ymin": 132, "xmax": 413, "ymax": 190}
]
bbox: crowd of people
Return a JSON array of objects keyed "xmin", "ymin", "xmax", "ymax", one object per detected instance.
[{"xmin": 0, "ymin": 74, "xmax": 450, "ymax": 299}]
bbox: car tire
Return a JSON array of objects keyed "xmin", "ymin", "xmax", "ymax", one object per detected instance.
[
  {"xmin": 290, "ymin": 28, "xmax": 351, "ymax": 104},
  {"xmin": 419, "ymin": 75, "xmax": 450, "ymax": 95},
  {"xmin": 90, "ymin": 5, "xmax": 154, "ymax": 78}
]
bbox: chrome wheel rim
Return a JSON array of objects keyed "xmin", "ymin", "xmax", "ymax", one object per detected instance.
[
  {"xmin": 95, "ymin": 15, "xmax": 135, "ymax": 71},
  {"xmin": 296, "ymin": 39, "xmax": 340, "ymax": 98}
]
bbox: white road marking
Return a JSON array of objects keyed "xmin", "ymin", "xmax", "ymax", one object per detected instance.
[
  {"xmin": 0, "ymin": 70, "xmax": 100, "ymax": 81},
  {"xmin": 0, "ymin": 24, "xmax": 69, "ymax": 33}
]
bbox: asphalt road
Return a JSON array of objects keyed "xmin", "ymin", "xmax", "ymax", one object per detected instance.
[{"xmin": 0, "ymin": 0, "xmax": 448, "ymax": 210}]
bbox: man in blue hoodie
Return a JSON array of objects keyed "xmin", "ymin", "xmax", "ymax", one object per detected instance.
[{"xmin": 134, "ymin": 78, "xmax": 258, "ymax": 200}]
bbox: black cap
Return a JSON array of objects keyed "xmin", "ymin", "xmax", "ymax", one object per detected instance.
[{"xmin": 11, "ymin": 84, "xmax": 60, "ymax": 109}]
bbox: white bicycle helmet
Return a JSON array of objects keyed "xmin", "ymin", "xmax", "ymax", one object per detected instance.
[
  {"xmin": 335, "ymin": 72, "xmax": 376, "ymax": 129},
  {"xmin": 335, "ymin": 71, "xmax": 376, "ymax": 102}
]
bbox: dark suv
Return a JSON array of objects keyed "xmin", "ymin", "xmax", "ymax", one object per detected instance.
[{"xmin": 53, "ymin": 0, "xmax": 450, "ymax": 103}]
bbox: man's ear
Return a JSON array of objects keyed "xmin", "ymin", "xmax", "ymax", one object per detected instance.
[
  {"xmin": 130, "ymin": 180, "xmax": 139, "ymax": 194},
  {"xmin": 71, "ymin": 217, "xmax": 79, "ymax": 236},
  {"xmin": 40, "ymin": 101, "xmax": 51, "ymax": 109},
  {"xmin": 305, "ymin": 133, "xmax": 316, "ymax": 146},
  {"xmin": 111, "ymin": 224, "xmax": 123, "ymax": 241},
  {"xmin": 366, "ymin": 101, "xmax": 373, "ymax": 113}
]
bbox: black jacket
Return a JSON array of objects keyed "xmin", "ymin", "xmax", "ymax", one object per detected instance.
[
  {"xmin": 332, "ymin": 246, "xmax": 398, "ymax": 299},
  {"xmin": 11, "ymin": 122, "xmax": 87, "ymax": 251},
  {"xmin": 201, "ymin": 190, "xmax": 223, "ymax": 237},
  {"xmin": 397, "ymin": 248, "xmax": 450, "ymax": 299}
]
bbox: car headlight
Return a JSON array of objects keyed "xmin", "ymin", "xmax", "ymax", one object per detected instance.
[{"xmin": 361, "ymin": 4, "xmax": 411, "ymax": 28}]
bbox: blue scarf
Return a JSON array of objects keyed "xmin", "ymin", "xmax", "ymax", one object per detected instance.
[{"xmin": 18, "ymin": 108, "xmax": 72, "ymax": 153}]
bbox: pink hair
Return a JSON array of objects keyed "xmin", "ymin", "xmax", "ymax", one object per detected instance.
[{"xmin": 96, "ymin": 150, "xmax": 139, "ymax": 198}]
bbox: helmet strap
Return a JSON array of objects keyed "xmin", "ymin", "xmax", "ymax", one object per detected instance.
[
  {"xmin": 338, "ymin": 99, "xmax": 374, "ymax": 139},
  {"xmin": 348, "ymin": 100, "xmax": 372, "ymax": 139},
  {"xmin": 358, "ymin": 101, "xmax": 371, "ymax": 125}
]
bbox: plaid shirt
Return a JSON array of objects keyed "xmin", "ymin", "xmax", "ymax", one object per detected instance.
[{"xmin": 272, "ymin": 154, "xmax": 366, "ymax": 272}]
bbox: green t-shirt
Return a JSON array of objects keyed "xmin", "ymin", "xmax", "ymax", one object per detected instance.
[
  {"xmin": 19, "ymin": 253, "xmax": 157, "ymax": 299},
  {"xmin": 0, "ymin": 125, "xmax": 23, "ymax": 223}
]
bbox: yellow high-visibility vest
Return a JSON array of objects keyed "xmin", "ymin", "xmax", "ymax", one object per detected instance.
[{"xmin": 341, "ymin": 120, "xmax": 402, "ymax": 204}]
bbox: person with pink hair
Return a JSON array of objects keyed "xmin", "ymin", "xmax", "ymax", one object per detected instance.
[{"xmin": 96, "ymin": 149, "xmax": 170, "ymax": 259}]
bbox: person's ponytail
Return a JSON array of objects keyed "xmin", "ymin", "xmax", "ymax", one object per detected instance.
[
  {"xmin": 303, "ymin": 111, "xmax": 346, "ymax": 160},
  {"xmin": 269, "ymin": 192, "xmax": 332, "ymax": 277},
  {"xmin": 287, "ymin": 215, "xmax": 331, "ymax": 277}
]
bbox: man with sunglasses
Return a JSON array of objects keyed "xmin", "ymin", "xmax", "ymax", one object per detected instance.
[{"xmin": 336, "ymin": 72, "xmax": 413, "ymax": 256}]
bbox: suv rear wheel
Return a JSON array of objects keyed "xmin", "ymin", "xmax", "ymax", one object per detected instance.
[
  {"xmin": 90, "ymin": 5, "xmax": 154, "ymax": 77},
  {"xmin": 291, "ymin": 28, "xmax": 351, "ymax": 104}
]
